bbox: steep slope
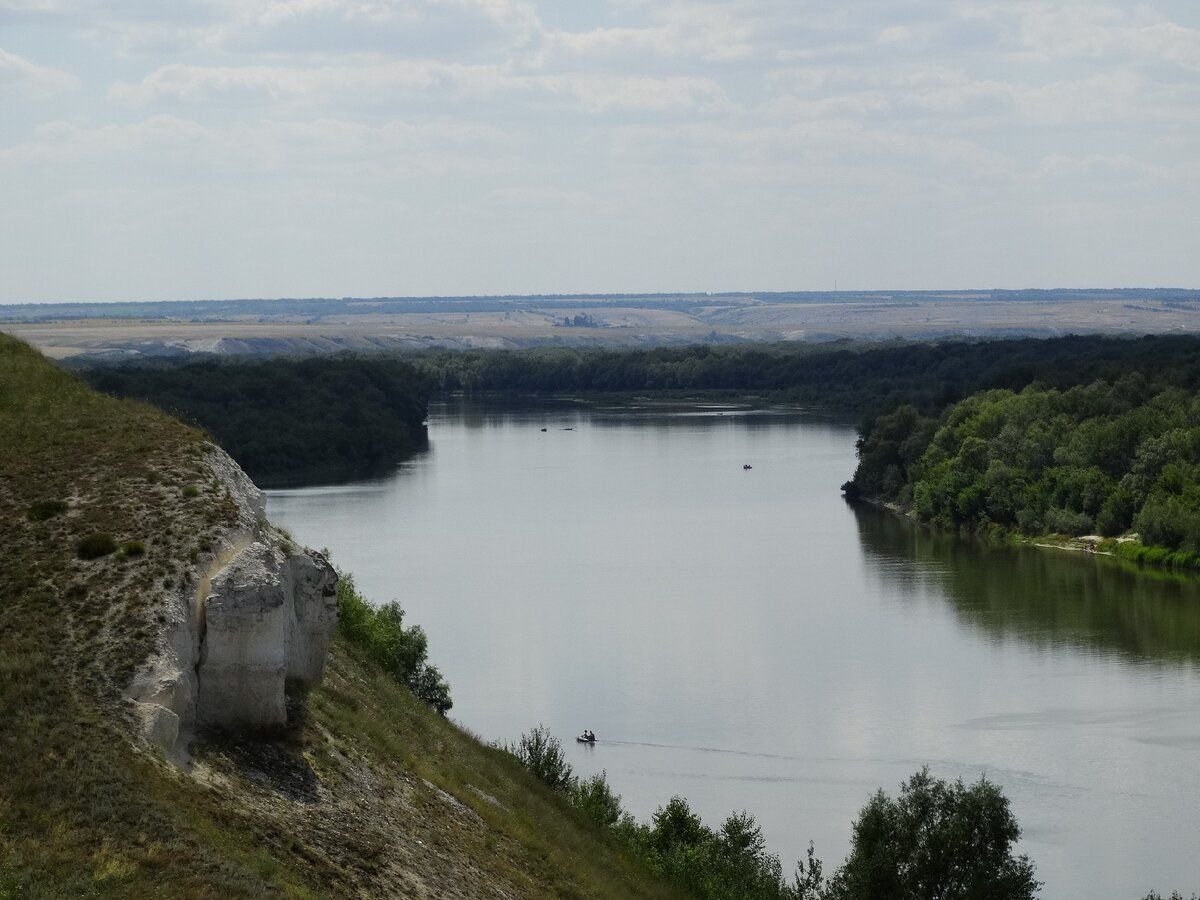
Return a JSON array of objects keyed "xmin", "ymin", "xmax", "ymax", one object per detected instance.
[{"xmin": 0, "ymin": 333, "xmax": 679, "ymax": 899}]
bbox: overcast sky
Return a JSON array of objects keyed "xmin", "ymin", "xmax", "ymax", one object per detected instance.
[{"xmin": 2, "ymin": 1, "xmax": 1199, "ymax": 302}]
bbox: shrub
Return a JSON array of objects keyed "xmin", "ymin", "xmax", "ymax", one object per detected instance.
[
  {"xmin": 121, "ymin": 540, "xmax": 146, "ymax": 557},
  {"xmin": 507, "ymin": 725, "xmax": 574, "ymax": 792},
  {"xmin": 76, "ymin": 533, "xmax": 117, "ymax": 560},
  {"xmin": 27, "ymin": 499, "xmax": 68, "ymax": 521},
  {"xmin": 181, "ymin": 485, "xmax": 199, "ymax": 498}
]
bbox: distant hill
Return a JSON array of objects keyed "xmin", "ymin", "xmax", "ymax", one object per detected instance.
[
  {"xmin": 6, "ymin": 289, "xmax": 1200, "ymax": 361},
  {"xmin": 3, "ymin": 288, "xmax": 1199, "ymax": 323}
]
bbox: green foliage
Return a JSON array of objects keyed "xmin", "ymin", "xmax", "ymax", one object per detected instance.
[
  {"xmin": 507, "ymin": 725, "xmax": 576, "ymax": 792},
  {"xmin": 182, "ymin": 484, "xmax": 200, "ymax": 498},
  {"xmin": 85, "ymin": 354, "xmax": 432, "ymax": 487},
  {"xmin": 336, "ymin": 573, "xmax": 452, "ymax": 714},
  {"xmin": 571, "ymin": 771, "xmax": 629, "ymax": 831},
  {"xmin": 853, "ymin": 380, "xmax": 1200, "ymax": 563},
  {"xmin": 75, "ymin": 532, "xmax": 117, "ymax": 559},
  {"xmin": 26, "ymin": 498, "xmax": 67, "ymax": 521},
  {"xmin": 822, "ymin": 769, "xmax": 1040, "ymax": 900},
  {"xmin": 120, "ymin": 539, "xmax": 146, "ymax": 557}
]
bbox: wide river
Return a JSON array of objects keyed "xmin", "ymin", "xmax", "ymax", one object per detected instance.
[{"xmin": 268, "ymin": 400, "xmax": 1200, "ymax": 898}]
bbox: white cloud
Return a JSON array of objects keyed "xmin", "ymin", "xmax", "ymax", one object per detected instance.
[
  {"xmin": 957, "ymin": 1, "xmax": 1200, "ymax": 71},
  {"xmin": 108, "ymin": 60, "xmax": 727, "ymax": 113},
  {"xmin": 0, "ymin": 48, "xmax": 77, "ymax": 97}
]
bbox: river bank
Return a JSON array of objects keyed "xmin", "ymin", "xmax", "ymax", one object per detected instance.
[{"xmin": 847, "ymin": 492, "xmax": 1200, "ymax": 577}]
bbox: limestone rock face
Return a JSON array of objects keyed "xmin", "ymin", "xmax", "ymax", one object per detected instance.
[
  {"xmin": 197, "ymin": 543, "xmax": 337, "ymax": 728},
  {"xmin": 124, "ymin": 444, "xmax": 338, "ymax": 759}
]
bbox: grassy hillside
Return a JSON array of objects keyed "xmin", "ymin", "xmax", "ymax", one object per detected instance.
[{"xmin": 0, "ymin": 332, "xmax": 680, "ymax": 898}]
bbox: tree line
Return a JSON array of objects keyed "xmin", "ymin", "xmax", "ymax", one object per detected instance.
[
  {"xmin": 413, "ymin": 335, "xmax": 1200, "ymax": 416},
  {"xmin": 84, "ymin": 355, "xmax": 432, "ymax": 487}
]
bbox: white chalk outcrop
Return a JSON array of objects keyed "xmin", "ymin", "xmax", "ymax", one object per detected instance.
[
  {"xmin": 126, "ymin": 445, "xmax": 338, "ymax": 760},
  {"xmin": 198, "ymin": 541, "xmax": 337, "ymax": 728}
]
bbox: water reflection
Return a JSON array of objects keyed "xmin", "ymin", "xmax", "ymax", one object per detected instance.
[
  {"xmin": 852, "ymin": 502, "xmax": 1200, "ymax": 667},
  {"xmin": 435, "ymin": 397, "xmax": 846, "ymax": 431}
]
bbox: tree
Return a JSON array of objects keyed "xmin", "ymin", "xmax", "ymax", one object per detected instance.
[{"xmin": 823, "ymin": 768, "xmax": 1040, "ymax": 900}]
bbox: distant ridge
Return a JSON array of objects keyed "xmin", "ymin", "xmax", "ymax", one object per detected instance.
[{"xmin": 4, "ymin": 288, "xmax": 1200, "ymax": 323}]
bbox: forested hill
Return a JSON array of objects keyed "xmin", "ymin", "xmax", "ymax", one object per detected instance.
[
  {"xmin": 85, "ymin": 356, "xmax": 432, "ymax": 487},
  {"xmin": 415, "ymin": 335, "xmax": 1200, "ymax": 415}
]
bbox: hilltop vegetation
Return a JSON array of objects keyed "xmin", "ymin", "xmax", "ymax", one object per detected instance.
[{"xmin": 84, "ymin": 356, "xmax": 431, "ymax": 487}]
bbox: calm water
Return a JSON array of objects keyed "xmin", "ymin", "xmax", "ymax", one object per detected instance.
[{"xmin": 268, "ymin": 401, "xmax": 1200, "ymax": 898}]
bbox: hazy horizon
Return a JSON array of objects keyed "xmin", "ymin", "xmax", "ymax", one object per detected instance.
[
  {"xmin": 3, "ymin": 1, "xmax": 1199, "ymax": 302},
  {"xmin": 5, "ymin": 286, "xmax": 1200, "ymax": 309}
]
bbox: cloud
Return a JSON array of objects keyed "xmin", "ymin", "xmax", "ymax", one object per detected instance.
[
  {"xmin": 1, "ymin": 113, "xmax": 513, "ymax": 177},
  {"xmin": 3, "ymin": 0, "xmax": 1199, "ymax": 300},
  {"xmin": 543, "ymin": 2, "xmax": 759, "ymax": 63},
  {"xmin": 0, "ymin": 48, "xmax": 77, "ymax": 97},
  {"xmin": 957, "ymin": 1, "xmax": 1200, "ymax": 71},
  {"xmin": 108, "ymin": 60, "xmax": 727, "ymax": 113}
]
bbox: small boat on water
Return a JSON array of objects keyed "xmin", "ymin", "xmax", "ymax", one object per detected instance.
[
  {"xmin": 576, "ymin": 732, "xmax": 596, "ymax": 744},
  {"xmin": 743, "ymin": 464, "xmax": 753, "ymax": 470}
]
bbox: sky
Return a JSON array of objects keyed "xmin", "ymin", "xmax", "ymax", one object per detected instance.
[{"xmin": 2, "ymin": 1, "xmax": 1199, "ymax": 302}]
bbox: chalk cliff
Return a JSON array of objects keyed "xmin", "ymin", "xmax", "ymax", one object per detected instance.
[{"xmin": 125, "ymin": 445, "xmax": 337, "ymax": 758}]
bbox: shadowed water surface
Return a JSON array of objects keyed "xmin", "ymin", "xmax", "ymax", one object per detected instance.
[{"xmin": 268, "ymin": 400, "xmax": 1200, "ymax": 898}]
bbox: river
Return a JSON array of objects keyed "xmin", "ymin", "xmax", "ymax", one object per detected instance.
[{"xmin": 266, "ymin": 400, "xmax": 1200, "ymax": 898}]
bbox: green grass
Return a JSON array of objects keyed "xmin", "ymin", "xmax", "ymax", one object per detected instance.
[
  {"xmin": 0, "ymin": 332, "xmax": 682, "ymax": 898},
  {"xmin": 1111, "ymin": 541, "xmax": 1200, "ymax": 571}
]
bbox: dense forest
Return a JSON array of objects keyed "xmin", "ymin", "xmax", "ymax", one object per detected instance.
[
  {"xmin": 415, "ymin": 335, "xmax": 1200, "ymax": 415},
  {"xmin": 85, "ymin": 356, "xmax": 431, "ymax": 487},
  {"xmin": 848, "ymin": 379, "xmax": 1200, "ymax": 565}
]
